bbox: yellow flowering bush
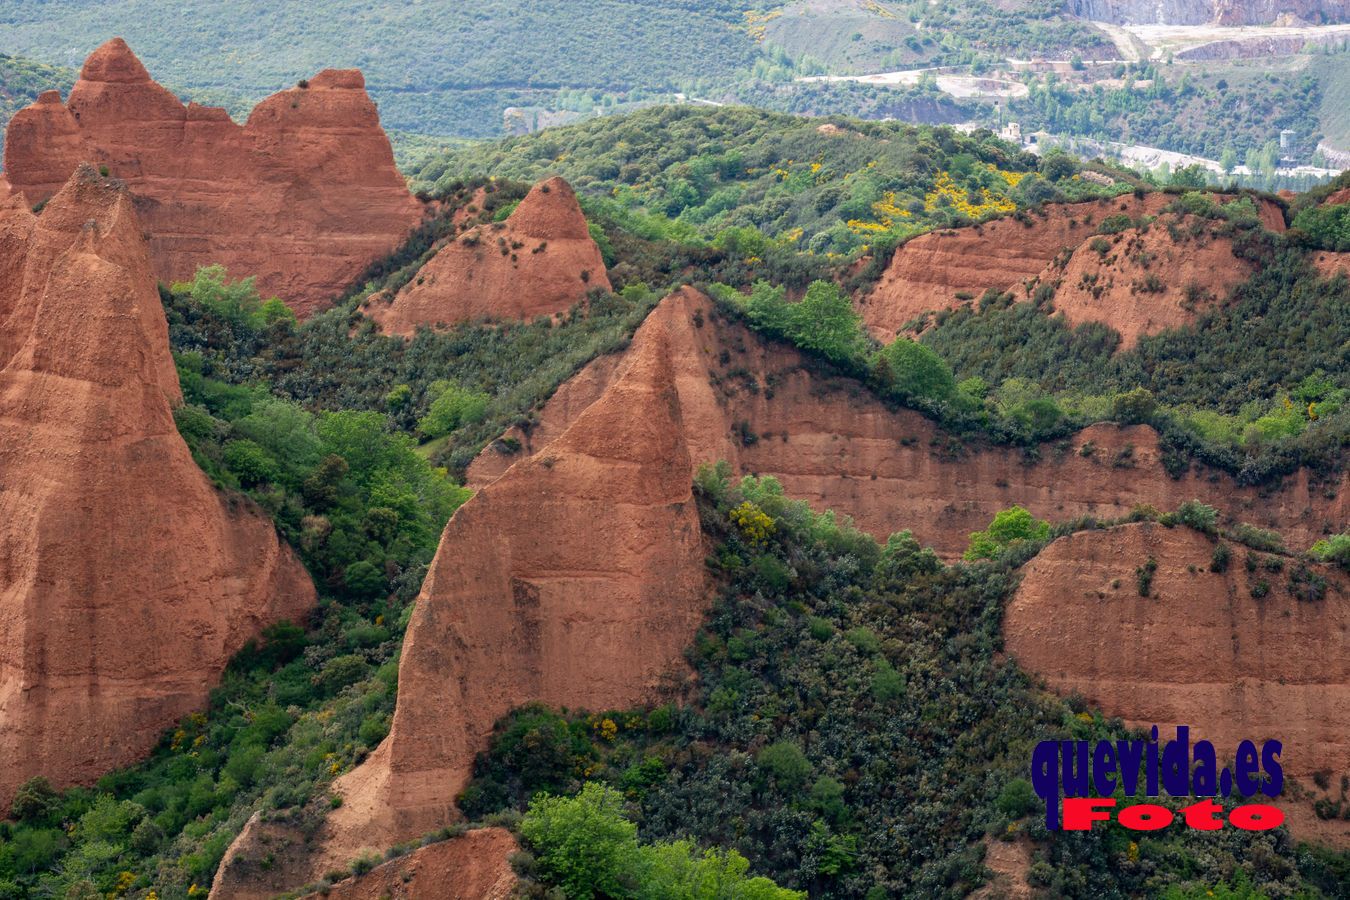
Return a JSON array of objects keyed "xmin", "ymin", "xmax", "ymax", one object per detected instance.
[
  {"xmin": 730, "ymin": 501, "xmax": 775, "ymax": 546},
  {"xmin": 925, "ymin": 170, "xmax": 1015, "ymax": 218}
]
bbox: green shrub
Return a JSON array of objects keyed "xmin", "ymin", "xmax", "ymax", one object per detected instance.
[
  {"xmin": 964, "ymin": 506, "xmax": 1050, "ymax": 560},
  {"xmin": 417, "ymin": 381, "xmax": 490, "ymax": 439},
  {"xmin": 757, "ymin": 740, "xmax": 812, "ymax": 792},
  {"xmin": 878, "ymin": 338, "xmax": 956, "ymax": 402},
  {"xmin": 996, "ymin": 778, "xmax": 1037, "ymax": 818}
]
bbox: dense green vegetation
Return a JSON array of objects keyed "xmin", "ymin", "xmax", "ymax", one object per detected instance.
[
  {"xmin": 163, "ymin": 201, "xmax": 661, "ymax": 477},
  {"xmin": 517, "ymin": 784, "xmax": 801, "ymax": 898},
  {"xmin": 415, "ymin": 106, "xmax": 1123, "ymax": 256},
  {"xmin": 1010, "ymin": 65, "xmax": 1323, "ymax": 164},
  {"xmin": 916, "ymin": 196, "xmax": 1350, "ymax": 483},
  {"xmin": 684, "ymin": 191, "xmax": 1344, "ymax": 489},
  {"xmin": 461, "ymin": 474, "xmax": 1350, "ymax": 897}
]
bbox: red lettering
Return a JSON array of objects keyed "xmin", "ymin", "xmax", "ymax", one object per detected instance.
[
  {"xmin": 1062, "ymin": 797, "xmax": 1115, "ymax": 831},
  {"xmin": 1118, "ymin": 803, "xmax": 1175, "ymax": 831},
  {"xmin": 1181, "ymin": 799, "xmax": 1225, "ymax": 831},
  {"xmin": 1228, "ymin": 804, "xmax": 1284, "ymax": 831}
]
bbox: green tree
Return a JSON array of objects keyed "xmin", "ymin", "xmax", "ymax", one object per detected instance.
[
  {"xmin": 879, "ymin": 338, "xmax": 956, "ymax": 402},
  {"xmin": 757, "ymin": 740, "xmax": 812, "ymax": 792},
  {"xmin": 1310, "ymin": 534, "xmax": 1350, "ymax": 570},
  {"xmin": 418, "ymin": 381, "xmax": 490, "ymax": 439},
  {"xmin": 964, "ymin": 506, "xmax": 1050, "ymax": 560},
  {"xmin": 787, "ymin": 281, "xmax": 867, "ymax": 368},
  {"xmin": 343, "ymin": 560, "xmax": 386, "ymax": 599},
  {"xmin": 10, "ymin": 777, "xmax": 57, "ymax": 823},
  {"xmin": 172, "ymin": 264, "xmax": 295, "ymax": 328},
  {"xmin": 520, "ymin": 783, "xmax": 639, "ymax": 899}
]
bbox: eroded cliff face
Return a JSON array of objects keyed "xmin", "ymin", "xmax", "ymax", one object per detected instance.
[
  {"xmin": 1005, "ymin": 523, "xmax": 1350, "ymax": 840},
  {"xmin": 1023, "ymin": 214, "xmax": 1253, "ymax": 350},
  {"xmin": 363, "ymin": 176, "xmax": 610, "ymax": 334},
  {"xmin": 470, "ymin": 294, "xmax": 1344, "ymax": 557},
  {"xmin": 3, "ymin": 38, "xmax": 422, "ymax": 318},
  {"xmin": 861, "ymin": 193, "xmax": 1283, "ymax": 348},
  {"xmin": 1067, "ymin": 0, "xmax": 1350, "ymax": 24},
  {"xmin": 323, "ymin": 829, "xmax": 518, "ymax": 900},
  {"xmin": 0, "ymin": 166, "xmax": 315, "ymax": 809},
  {"xmin": 860, "ymin": 194, "xmax": 1169, "ymax": 340}
]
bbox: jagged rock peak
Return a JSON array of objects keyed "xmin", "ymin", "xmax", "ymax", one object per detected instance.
[
  {"xmin": 510, "ymin": 176, "xmax": 593, "ymax": 240},
  {"xmin": 79, "ymin": 37, "xmax": 153, "ymax": 84}
]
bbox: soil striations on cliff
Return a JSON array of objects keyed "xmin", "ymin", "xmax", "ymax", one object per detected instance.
[
  {"xmin": 860, "ymin": 193, "xmax": 1170, "ymax": 340},
  {"xmin": 363, "ymin": 176, "xmax": 610, "ymax": 335},
  {"xmin": 1022, "ymin": 213, "xmax": 1255, "ymax": 350},
  {"xmin": 1004, "ymin": 522, "xmax": 1350, "ymax": 841},
  {"xmin": 0, "ymin": 166, "xmax": 315, "ymax": 810},
  {"xmin": 3, "ymin": 38, "xmax": 422, "ymax": 318},
  {"xmin": 860, "ymin": 192, "xmax": 1283, "ymax": 347},
  {"xmin": 323, "ymin": 829, "xmax": 517, "ymax": 900},
  {"xmin": 468, "ymin": 294, "xmax": 1344, "ymax": 557}
]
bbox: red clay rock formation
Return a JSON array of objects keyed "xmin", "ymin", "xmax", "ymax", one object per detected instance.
[
  {"xmin": 363, "ymin": 177, "xmax": 610, "ymax": 334},
  {"xmin": 1005, "ymin": 522, "xmax": 1350, "ymax": 829},
  {"xmin": 210, "ymin": 821, "xmax": 517, "ymax": 900},
  {"xmin": 469, "ymin": 294, "xmax": 1346, "ymax": 556},
  {"xmin": 860, "ymin": 193, "xmax": 1283, "ymax": 344},
  {"xmin": 332, "ymin": 286, "xmax": 717, "ymax": 849},
  {"xmin": 324, "ymin": 829, "xmax": 518, "ymax": 900},
  {"xmin": 1024, "ymin": 215, "xmax": 1252, "ymax": 350},
  {"xmin": 1313, "ymin": 250, "xmax": 1350, "ymax": 278},
  {"xmin": 860, "ymin": 194, "xmax": 1169, "ymax": 340},
  {"xmin": 3, "ymin": 38, "xmax": 421, "ymax": 318},
  {"xmin": 0, "ymin": 166, "xmax": 314, "ymax": 809}
]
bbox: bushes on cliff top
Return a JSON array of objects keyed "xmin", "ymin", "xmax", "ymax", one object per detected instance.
[
  {"xmin": 1293, "ymin": 202, "xmax": 1350, "ymax": 252},
  {"xmin": 964, "ymin": 506, "xmax": 1051, "ymax": 561}
]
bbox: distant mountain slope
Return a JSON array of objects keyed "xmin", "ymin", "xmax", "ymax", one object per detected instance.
[
  {"xmin": 0, "ymin": 0, "xmax": 761, "ymax": 136},
  {"xmin": 0, "ymin": 0, "xmax": 1111, "ymax": 139}
]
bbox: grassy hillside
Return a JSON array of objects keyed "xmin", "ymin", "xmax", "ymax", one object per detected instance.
[
  {"xmin": 762, "ymin": 0, "xmax": 1110, "ymax": 74},
  {"xmin": 1313, "ymin": 51, "xmax": 1350, "ymax": 155}
]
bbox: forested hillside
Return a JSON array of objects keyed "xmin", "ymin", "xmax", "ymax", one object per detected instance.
[
  {"xmin": 1, "ymin": 93, "xmax": 1349, "ymax": 898},
  {"xmin": 0, "ymin": 0, "xmax": 761, "ymax": 136}
]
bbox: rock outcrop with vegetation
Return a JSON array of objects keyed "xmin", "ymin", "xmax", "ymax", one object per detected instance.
[{"xmin": 363, "ymin": 176, "xmax": 609, "ymax": 334}]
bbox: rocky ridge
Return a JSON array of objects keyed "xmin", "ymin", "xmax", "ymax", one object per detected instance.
[{"xmin": 214, "ymin": 286, "xmax": 1347, "ymax": 894}]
